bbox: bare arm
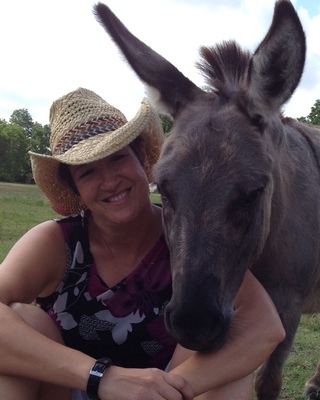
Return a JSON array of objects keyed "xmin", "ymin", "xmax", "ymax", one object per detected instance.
[
  {"xmin": 0, "ymin": 221, "xmax": 92, "ymax": 387},
  {"xmin": 168, "ymin": 270, "xmax": 285, "ymax": 396},
  {"xmin": 0, "ymin": 221, "xmax": 193, "ymax": 399}
]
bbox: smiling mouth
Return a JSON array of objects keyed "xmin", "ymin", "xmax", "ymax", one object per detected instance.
[{"xmin": 104, "ymin": 189, "xmax": 130, "ymax": 203}]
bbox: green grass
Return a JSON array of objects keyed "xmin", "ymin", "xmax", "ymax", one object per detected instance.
[
  {"xmin": 0, "ymin": 182, "xmax": 319, "ymax": 398},
  {"xmin": 0, "ymin": 182, "xmax": 59, "ymax": 261},
  {"xmin": 278, "ymin": 314, "xmax": 320, "ymax": 400}
]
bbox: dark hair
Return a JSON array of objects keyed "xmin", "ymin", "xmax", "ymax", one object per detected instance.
[
  {"xmin": 58, "ymin": 163, "xmax": 79, "ymax": 195},
  {"xmin": 129, "ymin": 136, "xmax": 145, "ymax": 165},
  {"xmin": 58, "ymin": 136, "xmax": 145, "ymax": 194}
]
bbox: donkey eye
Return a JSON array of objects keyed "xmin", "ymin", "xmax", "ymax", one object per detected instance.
[
  {"xmin": 156, "ymin": 184, "xmax": 170, "ymax": 207},
  {"xmin": 241, "ymin": 188, "xmax": 264, "ymax": 208},
  {"xmin": 156, "ymin": 182, "xmax": 164, "ymax": 196},
  {"xmin": 161, "ymin": 194, "xmax": 168, "ymax": 206},
  {"xmin": 158, "ymin": 188, "xmax": 168, "ymax": 205},
  {"xmin": 155, "ymin": 177, "xmax": 175, "ymax": 210},
  {"xmin": 251, "ymin": 114, "xmax": 265, "ymax": 131}
]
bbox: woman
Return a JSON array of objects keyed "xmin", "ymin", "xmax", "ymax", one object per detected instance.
[{"xmin": 0, "ymin": 88, "xmax": 284, "ymax": 400}]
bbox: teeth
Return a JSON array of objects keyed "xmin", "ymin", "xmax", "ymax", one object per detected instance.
[{"xmin": 107, "ymin": 190, "xmax": 128, "ymax": 202}]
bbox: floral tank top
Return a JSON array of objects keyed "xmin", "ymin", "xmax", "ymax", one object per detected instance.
[{"xmin": 36, "ymin": 213, "xmax": 177, "ymax": 370}]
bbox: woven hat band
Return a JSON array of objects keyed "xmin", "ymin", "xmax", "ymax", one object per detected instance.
[{"xmin": 53, "ymin": 114, "xmax": 126, "ymax": 155}]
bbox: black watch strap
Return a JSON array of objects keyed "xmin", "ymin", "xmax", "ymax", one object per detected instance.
[{"xmin": 86, "ymin": 357, "xmax": 112, "ymax": 400}]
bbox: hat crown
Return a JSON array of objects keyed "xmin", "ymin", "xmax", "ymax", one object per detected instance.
[{"xmin": 49, "ymin": 88, "xmax": 127, "ymax": 155}]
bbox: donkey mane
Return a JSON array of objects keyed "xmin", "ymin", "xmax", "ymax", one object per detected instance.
[{"xmin": 197, "ymin": 41, "xmax": 251, "ymax": 98}]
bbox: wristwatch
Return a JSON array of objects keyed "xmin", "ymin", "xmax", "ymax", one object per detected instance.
[{"xmin": 86, "ymin": 357, "xmax": 112, "ymax": 400}]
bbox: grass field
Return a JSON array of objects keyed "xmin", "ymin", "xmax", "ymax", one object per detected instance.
[
  {"xmin": 0, "ymin": 182, "xmax": 60, "ymax": 260},
  {"xmin": 0, "ymin": 182, "xmax": 319, "ymax": 399}
]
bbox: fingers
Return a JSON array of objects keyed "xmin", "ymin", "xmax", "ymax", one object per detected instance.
[
  {"xmin": 163, "ymin": 372, "xmax": 194, "ymax": 400},
  {"xmin": 99, "ymin": 366, "xmax": 194, "ymax": 400}
]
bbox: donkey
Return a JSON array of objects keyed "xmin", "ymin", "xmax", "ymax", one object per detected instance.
[{"xmin": 94, "ymin": 1, "xmax": 320, "ymax": 399}]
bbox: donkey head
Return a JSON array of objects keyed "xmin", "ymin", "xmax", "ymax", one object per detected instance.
[{"xmin": 94, "ymin": 0, "xmax": 305, "ymax": 351}]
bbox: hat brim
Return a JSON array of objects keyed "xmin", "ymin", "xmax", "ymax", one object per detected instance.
[{"xmin": 29, "ymin": 98, "xmax": 164, "ymax": 216}]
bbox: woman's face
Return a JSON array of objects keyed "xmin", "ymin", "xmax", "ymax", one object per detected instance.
[{"xmin": 69, "ymin": 146, "xmax": 150, "ymax": 225}]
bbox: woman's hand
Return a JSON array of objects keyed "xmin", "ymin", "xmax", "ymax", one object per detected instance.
[{"xmin": 99, "ymin": 366, "xmax": 194, "ymax": 400}]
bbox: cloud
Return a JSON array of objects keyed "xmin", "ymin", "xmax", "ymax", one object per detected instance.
[{"xmin": 0, "ymin": 0, "xmax": 319, "ymax": 124}]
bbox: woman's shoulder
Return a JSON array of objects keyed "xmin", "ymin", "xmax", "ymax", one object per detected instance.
[
  {"xmin": 0, "ymin": 219, "xmax": 67, "ymax": 303},
  {"xmin": 21, "ymin": 219, "xmax": 63, "ymax": 242}
]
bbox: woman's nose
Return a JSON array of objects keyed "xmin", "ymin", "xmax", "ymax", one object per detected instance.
[{"xmin": 99, "ymin": 167, "xmax": 119, "ymax": 189}]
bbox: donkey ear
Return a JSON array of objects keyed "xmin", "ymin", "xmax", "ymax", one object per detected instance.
[
  {"xmin": 94, "ymin": 3, "xmax": 202, "ymax": 118},
  {"xmin": 247, "ymin": 0, "xmax": 306, "ymax": 116}
]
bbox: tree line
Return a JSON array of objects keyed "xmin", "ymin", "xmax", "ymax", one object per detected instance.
[
  {"xmin": 0, "ymin": 100, "xmax": 319, "ymax": 184},
  {"xmin": 0, "ymin": 109, "xmax": 50, "ymax": 183}
]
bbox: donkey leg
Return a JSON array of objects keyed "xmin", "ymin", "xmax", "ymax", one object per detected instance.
[
  {"xmin": 255, "ymin": 310, "xmax": 301, "ymax": 400},
  {"xmin": 304, "ymin": 361, "xmax": 320, "ymax": 399},
  {"xmin": 254, "ymin": 341, "xmax": 288, "ymax": 399}
]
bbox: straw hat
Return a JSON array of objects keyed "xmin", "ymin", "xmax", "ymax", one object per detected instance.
[{"xmin": 29, "ymin": 88, "xmax": 164, "ymax": 216}]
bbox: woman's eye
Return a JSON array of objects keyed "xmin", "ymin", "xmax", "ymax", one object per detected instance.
[
  {"xmin": 111, "ymin": 154, "xmax": 125, "ymax": 162},
  {"xmin": 79, "ymin": 169, "xmax": 94, "ymax": 179}
]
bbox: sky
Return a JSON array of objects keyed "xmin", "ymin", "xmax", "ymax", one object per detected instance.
[{"xmin": 0, "ymin": 0, "xmax": 319, "ymax": 126}]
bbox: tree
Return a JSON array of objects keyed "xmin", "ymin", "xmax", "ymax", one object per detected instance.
[
  {"xmin": 0, "ymin": 123, "xmax": 29, "ymax": 182},
  {"xmin": 30, "ymin": 122, "xmax": 50, "ymax": 154},
  {"xmin": 4, "ymin": 109, "xmax": 51, "ymax": 182},
  {"xmin": 9, "ymin": 108, "xmax": 34, "ymax": 137},
  {"xmin": 159, "ymin": 114, "xmax": 173, "ymax": 136},
  {"xmin": 0, "ymin": 122, "xmax": 9, "ymax": 176},
  {"xmin": 297, "ymin": 99, "xmax": 320, "ymax": 125}
]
